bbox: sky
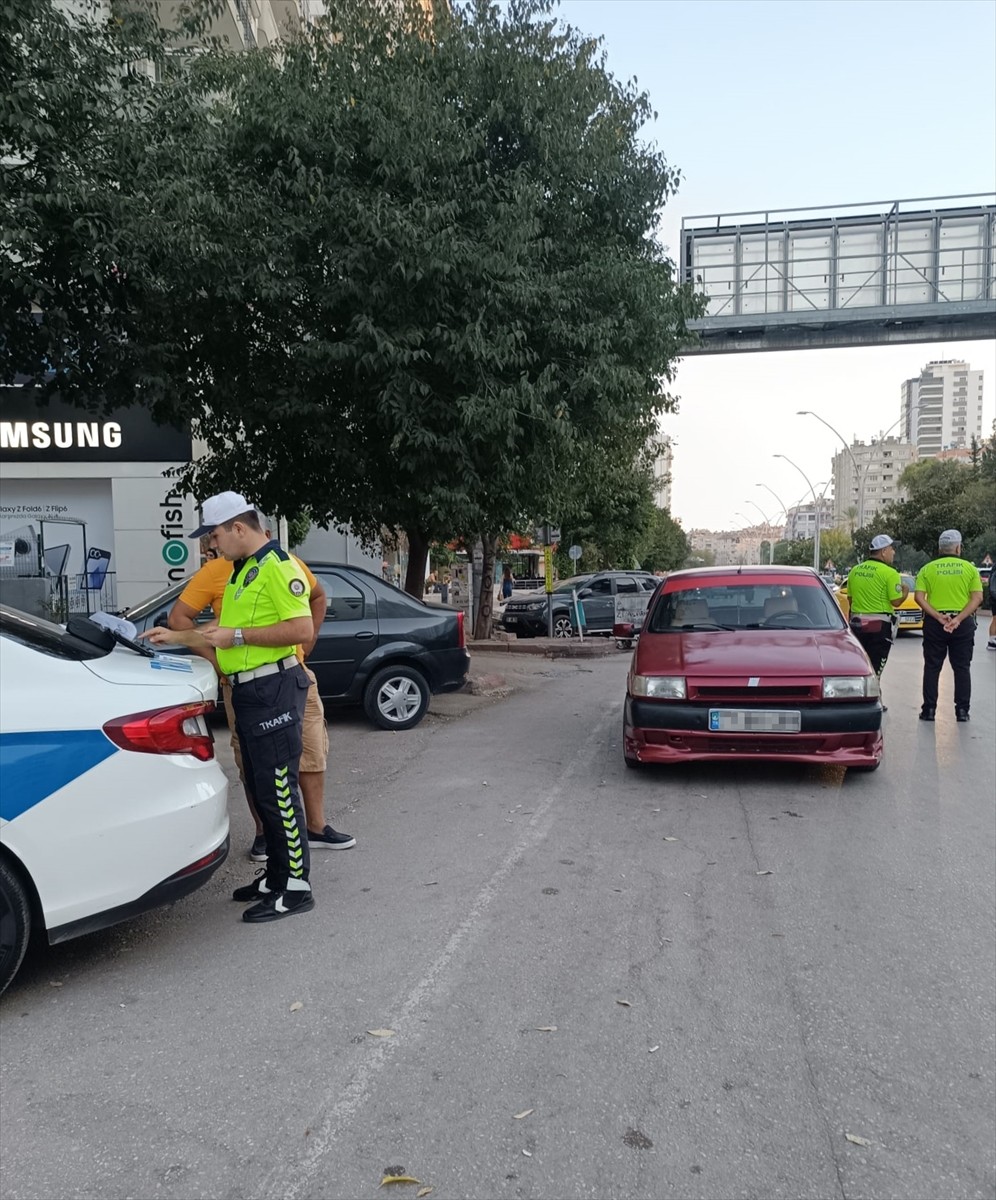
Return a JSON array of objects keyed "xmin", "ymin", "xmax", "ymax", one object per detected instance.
[{"xmin": 557, "ymin": 0, "xmax": 996, "ymax": 531}]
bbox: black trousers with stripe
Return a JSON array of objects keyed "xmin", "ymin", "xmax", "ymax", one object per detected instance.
[{"xmin": 231, "ymin": 664, "xmax": 311, "ymax": 890}]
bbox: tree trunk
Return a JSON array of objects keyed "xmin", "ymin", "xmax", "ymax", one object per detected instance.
[
  {"xmin": 404, "ymin": 528, "xmax": 430, "ymax": 597},
  {"xmin": 472, "ymin": 532, "xmax": 498, "ymax": 640}
]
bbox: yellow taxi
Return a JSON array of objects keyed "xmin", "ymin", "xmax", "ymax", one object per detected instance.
[{"xmin": 835, "ymin": 574, "xmax": 922, "ymax": 633}]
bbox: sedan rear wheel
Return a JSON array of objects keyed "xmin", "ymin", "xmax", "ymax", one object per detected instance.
[
  {"xmin": 0, "ymin": 859, "xmax": 31, "ymax": 996},
  {"xmin": 363, "ymin": 665, "xmax": 430, "ymax": 731},
  {"xmin": 552, "ymin": 612, "xmax": 574, "ymax": 639}
]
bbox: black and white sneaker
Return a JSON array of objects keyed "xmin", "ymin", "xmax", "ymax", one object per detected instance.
[
  {"xmin": 243, "ymin": 888, "xmax": 315, "ymax": 923},
  {"xmin": 308, "ymin": 825, "xmax": 356, "ymax": 850},
  {"xmin": 248, "ymin": 834, "xmax": 268, "ymax": 863},
  {"xmin": 232, "ymin": 869, "xmax": 271, "ymax": 902}
]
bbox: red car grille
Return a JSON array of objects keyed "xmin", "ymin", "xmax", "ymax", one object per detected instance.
[{"xmin": 689, "ymin": 683, "xmax": 822, "ymax": 702}]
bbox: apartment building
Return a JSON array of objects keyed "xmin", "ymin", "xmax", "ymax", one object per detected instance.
[
  {"xmin": 785, "ymin": 498, "xmax": 833, "ymax": 542},
  {"xmin": 831, "ymin": 436, "xmax": 917, "ymax": 527},
  {"xmin": 652, "ymin": 437, "xmax": 673, "ymax": 510},
  {"xmin": 900, "ymin": 360, "xmax": 984, "ymax": 458},
  {"xmin": 688, "ymin": 527, "xmax": 766, "ymax": 566}
]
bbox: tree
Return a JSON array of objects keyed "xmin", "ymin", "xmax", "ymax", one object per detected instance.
[
  {"xmin": 638, "ymin": 507, "xmax": 689, "ymax": 574},
  {"xmin": 875, "ymin": 454, "xmax": 995, "ymax": 557},
  {"xmin": 5, "ymin": 0, "xmax": 701, "ymax": 639}
]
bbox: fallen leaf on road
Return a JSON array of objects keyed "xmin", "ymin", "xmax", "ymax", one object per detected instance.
[
  {"xmin": 649, "ymin": 1045, "xmax": 660, "ymax": 1053},
  {"xmin": 367, "ymin": 1028, "xmax": 395, "ymax": 1038},
  {"xmin": 379, "ymin": 1175, "xmax": 421, "ymax": 1187},
  {"xmin": 289, "ymin": 1001, "xmax": 303, "ymax": 1012},
  {"xmin": 756, "ymin": 870, "xmax": 773, "ymax": 876},
  {"xmin": 482, "ymin": 781, "xmax": 489, "ymax": 786},
  {"xmin": 416, "ymin": 1190, "xmax": 433, "ymax": 1198},
  {"xmin": 616, "ymin": 1000, "xmax": 632, "ymax": 1008},
  {"xmin": 422, "ymin": 882, "xmax": 438, "ymax": 886},
  {"xmin": 534, "ymin": 1026, "xmax": 558, "ymax": 1032},
  {"xmin": 513, "ymin": 1109, "xmax": 534, "ymax": 1120},
  {"xmin": 521, "ymin": 1150, "xmax": 532, "ymax": 1157},
  {"xmin": 49, "ymin": 981, "xmax": 64, "ymax": 988},
  {"xmin": 663, "ymin": 836, "xmax": 678, "ymax": 842},
  {"xmin": 844, "ymin": 1133, "xmax": 872, "ymax": 1147},
  {"xmin": 651, "ymin": 808, "xmax": 661, "ymax": 813}
]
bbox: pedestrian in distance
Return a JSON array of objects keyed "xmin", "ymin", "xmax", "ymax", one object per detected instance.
[
  {"xmin": 913, "ymin": 530, "xmax": 983, "ymax": 723},
  {"xmin": 140, "ymin": 492, "xmax": 319, "ymax": 922},
  {"xmin": 842, "ymin": 534, "xmax": 908, "ymax": 711},
  {"xmin": 501, "ymin": 567, "xmax": 514, "ymax": 601},
  {"xmin": 169, "ymin": 526, "xmax": 355, "ymax": 863}
]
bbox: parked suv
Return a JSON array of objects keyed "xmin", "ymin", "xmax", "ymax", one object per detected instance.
[
  {"xmin": 121, "ymin": 562, "xmax": 470, "ymax": 731},
  {"xmin": 496, "ymin": 571, "xmax": 658, "ymax": 638}
]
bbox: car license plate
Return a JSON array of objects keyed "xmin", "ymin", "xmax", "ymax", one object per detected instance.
[
  {"xmin": 708, "ymin": 709, "xmax": 801, "ymax": 733},
  {"xmin": 899, "ymin": 613, "xmax": 918, "ymax": 623},
  {"xmin": 504, "ymin": 614, "xmax": 518, "ymax": 623}
]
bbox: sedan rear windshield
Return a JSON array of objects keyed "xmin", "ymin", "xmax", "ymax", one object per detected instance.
[
  {"xmin": 648, "ymin": 582, "xmax": 844, "ymax": 632},
  {"xmin": 0, "ymin": 605, "xmax": 109, "ymax": 660}
]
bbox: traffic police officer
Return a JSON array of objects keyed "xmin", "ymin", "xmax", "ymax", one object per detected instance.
[
  {"xmin": 914, "ymin": 529, "xmax": 983, "ymax": 723},
  {"xmin": 143, "ymin": 492, "xmax": 316, "ymax": 922},
  {"xmin": 843, "ymin": 534, "xmax": 908, "ymax": 701}
]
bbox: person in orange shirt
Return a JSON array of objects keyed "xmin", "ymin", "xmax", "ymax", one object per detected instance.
[{"xmin": 170, "ymin": 546, "xmax": 355, "ymax": 861}]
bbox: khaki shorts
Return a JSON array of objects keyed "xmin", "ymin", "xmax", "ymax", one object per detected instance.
[{"xmin": 222, "ymin": 666, "xmax": 328, "ymax": 780}]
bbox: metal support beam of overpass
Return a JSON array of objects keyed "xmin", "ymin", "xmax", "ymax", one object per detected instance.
[{"xmin": 680, "ymin": 194, "xmax": 996, "ymax": 355}]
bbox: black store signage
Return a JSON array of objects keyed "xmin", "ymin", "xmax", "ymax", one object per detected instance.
[{"xmin": 0, "ymin": 389, "xmax": 192, "ymax": 463}]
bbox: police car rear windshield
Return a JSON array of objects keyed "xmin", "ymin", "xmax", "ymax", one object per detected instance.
[{"xmin": 0, "ymin": 605, "xmax": 109, "ymax": 661}]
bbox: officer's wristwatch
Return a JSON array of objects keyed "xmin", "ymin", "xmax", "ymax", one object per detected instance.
[{"xmin": 232, "ymin": 627, "xmax": 245, "ymax": 647}]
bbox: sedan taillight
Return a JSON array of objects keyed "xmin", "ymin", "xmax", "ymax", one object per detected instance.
[
  {"xmin": 456, "ymin": 610, "xmax": 465, "ymax": 648},
  {"xmin": 102, "ymin": 702, "xmax": 216, "ymax": 761}
]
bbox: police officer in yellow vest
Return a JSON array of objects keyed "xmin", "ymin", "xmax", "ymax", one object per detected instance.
[
  {"xmin": 141, "ymin": 492, "xmax": 316, "ymax": 922},
  {"xmin": 843, "ymin": 534, "xmax": 908, "ymax": 704},
  {"xmin": 914, "ymin": 529, "xmax": 983, "ymax": 723}
]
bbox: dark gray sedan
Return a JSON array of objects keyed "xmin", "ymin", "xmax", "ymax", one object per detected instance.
[
  {"xmin": 121, "ymin": 562, "xmax": 470, "ymax": 730},
  {"xmin": 496, "ymin": 571, "xmax": 658, "ymax": 638}
]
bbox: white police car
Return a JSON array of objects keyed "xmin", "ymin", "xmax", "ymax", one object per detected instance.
[{"xmin": 0, "ymin": 605, "xmax": 229, "ymax": 995}]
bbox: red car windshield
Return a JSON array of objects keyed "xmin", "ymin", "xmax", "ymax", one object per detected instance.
[{"xmin": 648, "ymin": 578, "xmax": 844, "ymax": 632}]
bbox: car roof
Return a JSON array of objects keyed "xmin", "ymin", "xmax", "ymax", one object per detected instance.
[{"xmin": 665, "ymin": 565, "xmax": 821, "ymax": 583}]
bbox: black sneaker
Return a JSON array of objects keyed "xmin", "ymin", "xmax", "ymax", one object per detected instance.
[
  {"xmin": 308, "ymin": 825, "xmax": 356, "ymax": 850},
  {"xmin": 232, "ymin": 869, "xmax": 271, "ymax": 902},
  {"xmin": 955, "ymin": 707, "xmax": 970, "ymax": 722},
  {"xmin": 249, "ymin": 834, "xmax": 268, "ymax": 863},
  {"xmin": 243, "ymin": 888, "xmax": 315, "ymax": 923}
]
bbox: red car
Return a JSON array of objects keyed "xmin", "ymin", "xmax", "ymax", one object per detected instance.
[{"xmin": 623, "ymin": 566, "xmax": 883, "ymax": 771}]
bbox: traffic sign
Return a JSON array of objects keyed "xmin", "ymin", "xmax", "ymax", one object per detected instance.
[
  {"xmin": 544, "ymin": 546, "xmax": 553, "ymax": 592},
  {"xmin": 568, "ymin": 544, "xmax": 583, "ymax": 561}
]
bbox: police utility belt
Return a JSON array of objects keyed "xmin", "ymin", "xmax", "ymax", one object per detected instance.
[
  {"xmin": 228, "ymin": 654, "xmax": 299, "ymax": 686},
  {"xmin": 849, "ymin": 612, "xmax": 897, "ymax": 635}
]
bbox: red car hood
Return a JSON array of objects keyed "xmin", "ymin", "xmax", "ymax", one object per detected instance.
[{"xmin": 635, "ymin": 628, "xmax": 870, "ymax": 678}]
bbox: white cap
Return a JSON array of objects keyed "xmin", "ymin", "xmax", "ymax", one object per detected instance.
[
  {"xmin": 189, "ymin": 491, "xmax": 253, "ymax": 538},
  {"xmin": 869, "ymin": 534, "xmax": 894, "ymax": 551},
  {"xmin": 938, "ymin": 528, "xmax": 962, "ymax": 546}
]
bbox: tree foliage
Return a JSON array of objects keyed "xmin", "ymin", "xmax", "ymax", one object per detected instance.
[{"xmin": 3, "ymin": 0, "xmax": 701, "ymax": 631}]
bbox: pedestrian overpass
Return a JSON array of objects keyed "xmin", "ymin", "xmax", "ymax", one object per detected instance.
[{"xmin": 679, "ymin": 193, "xmax": 996, "ymax": 354}]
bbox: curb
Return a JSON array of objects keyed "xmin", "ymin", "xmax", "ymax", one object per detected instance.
[{"xmin": 467, "ymin": 638, "xmax": 620, "ymax": 659}]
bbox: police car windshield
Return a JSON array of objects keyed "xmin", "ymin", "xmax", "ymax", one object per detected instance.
[{"xmin": 0, "ymin": 605, "xmax": 109, "ymax": 661}]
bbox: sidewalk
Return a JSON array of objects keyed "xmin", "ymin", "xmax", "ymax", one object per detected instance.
[{"xmin": 468, "ymin": 635, "xmax": 622, "ymax": 659}]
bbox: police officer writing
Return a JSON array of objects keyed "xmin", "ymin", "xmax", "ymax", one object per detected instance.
[
  {"xmin": 141, "ymin": 492, "xmax": 317, "ymax": 922},
  {"xmin": 843, "ymin": 534, "xmax": 908, "ymax": 708},
  {"xmin": 914, "ymin": 529, "xmax": 983, "ymax": 723}
]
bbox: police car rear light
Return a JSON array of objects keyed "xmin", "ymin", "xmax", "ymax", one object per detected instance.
[
  {"xmin": 103, "ymin": 702, "xmax": 216, "ymax": 761},
  {"xmin": 456, "ymin": 611, "xmax": 465, "ymax": 648}
]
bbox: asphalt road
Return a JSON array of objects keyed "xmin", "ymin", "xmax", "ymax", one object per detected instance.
[{"xmin": 2, "ymin": 629, "xmax": 994, "ymax": 1200}]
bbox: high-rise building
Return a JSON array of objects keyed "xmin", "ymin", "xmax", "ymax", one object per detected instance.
[
  {"xmin": 900, "ymin": 360, "xmax": 984, "ymax": 458},
  {"xmin": 831, "ymin": 436, "xmax": 917, "ymax": 527},
  {"xmin": 651, "ymin": 437, "xmax": 673, "ymax": 510},
  {"xmin": 785, "ymin": 498, "xmax": 833, "ymax": 542}
]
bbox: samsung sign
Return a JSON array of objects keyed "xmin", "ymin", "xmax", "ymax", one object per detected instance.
[{"xmin": 0, "ymin": 390, "xmax": 192, "ymax": 463}]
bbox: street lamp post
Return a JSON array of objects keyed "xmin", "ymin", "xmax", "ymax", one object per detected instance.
[
  {"xmin": 797, "ymin": 410, "xmax": 864, "ymax": 530},
  {"xmin": 745, "ymin": 500, "xmax": 777, "ymax": 564},
  {"xmin": 774, "ymin": 454, "xmax": 822, "ymax": 572},
  {"xmin": 756, "ymin": 483, "xmax": 789, "ymax": 563},
  {"xmin": 798, "ymin": 410, "xmax": 909, "ymax": 533}
]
